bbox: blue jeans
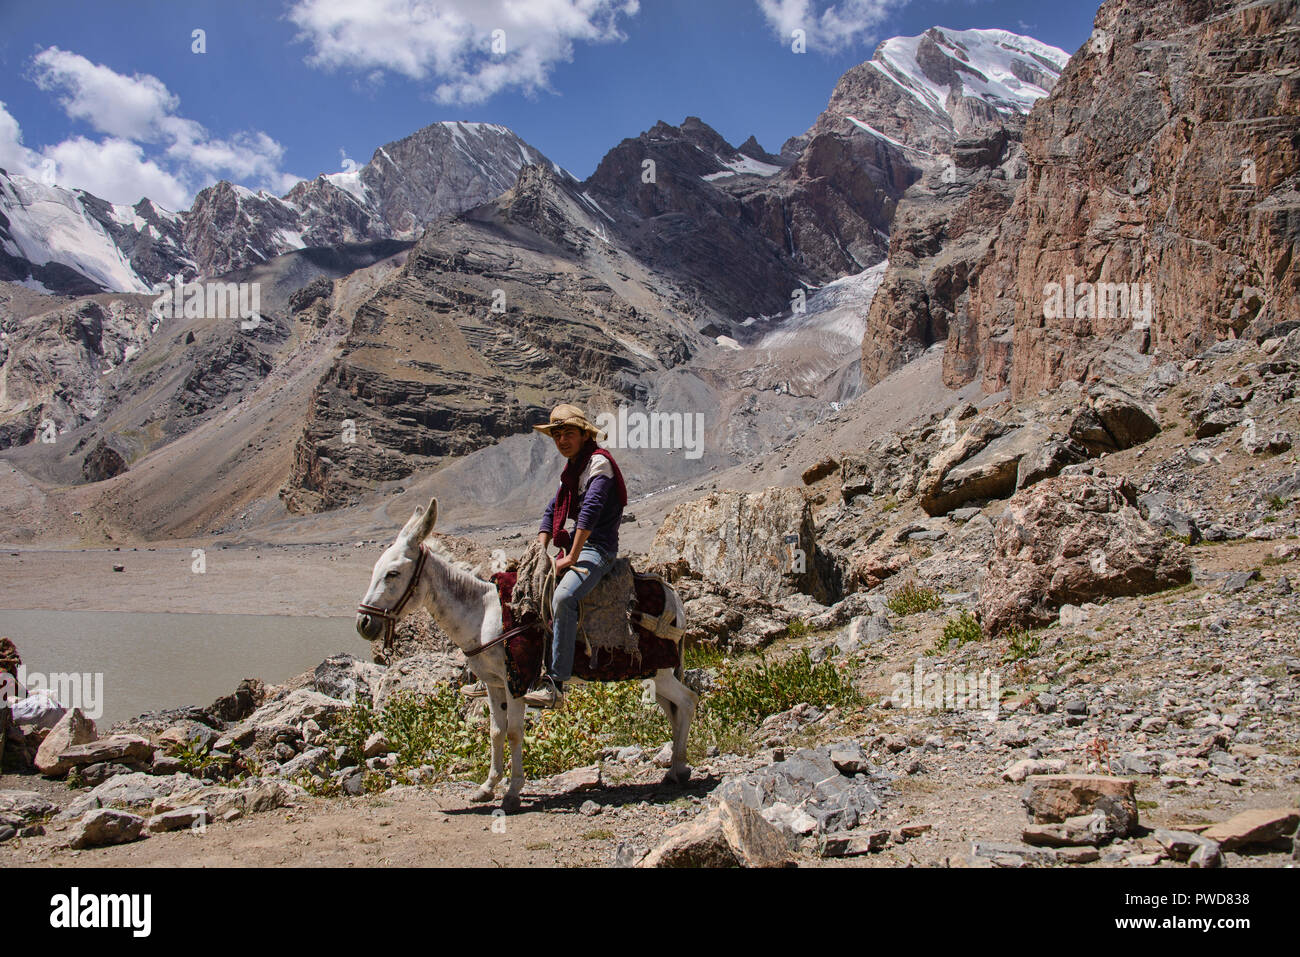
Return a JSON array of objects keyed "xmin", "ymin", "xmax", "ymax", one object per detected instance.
[{"xmin": 549, "ymin": 546, "xmax": 614, "ymax": 683}]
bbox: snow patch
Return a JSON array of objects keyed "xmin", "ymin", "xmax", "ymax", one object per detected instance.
[{"xmin": 324, "ymin": 169, "xmax": 368, "ymax": 203}]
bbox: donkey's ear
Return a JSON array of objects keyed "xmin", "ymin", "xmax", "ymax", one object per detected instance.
[{"xmin": 414, "ymin": 497, "xmax": 438, "ymax": 541}]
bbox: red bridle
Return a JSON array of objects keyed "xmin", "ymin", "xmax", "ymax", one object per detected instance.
[{"xmin": 357, "ymin": 543, "xmax": 429, "ymax": 651}]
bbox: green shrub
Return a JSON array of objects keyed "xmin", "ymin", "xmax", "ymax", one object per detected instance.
[
  {"xmin": 887, "ymin": 581, "xmax": 943, "ymax": 616},
  {"xmin": 1002, "ymin": 626, "xmax": 1040, "ymax": 662},
  {"xmin": 701, "ymin": 649, "xmax": 859, "ymax": 728},
  {"xmin": 683, "ymin": 641, "xmax": 725, "ymax": 669},
  {"xmin": 936, "ymin": 611, "xmax": 983, "ymax": 652},
  {"xmin": 320, "ymin": 650, "xmax": 861, "ymax": 787}
]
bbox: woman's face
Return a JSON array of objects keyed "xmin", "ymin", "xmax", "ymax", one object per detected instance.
[{"xmin": 552, "ymin": 425, "xmax": 586, "ymax": 459}]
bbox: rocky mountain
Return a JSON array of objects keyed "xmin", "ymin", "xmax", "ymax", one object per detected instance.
[
  {"xmin": 0, "ymin": 122, "xmax": 560, "ymax": 294},
  {"xmin": 183, "ymin": 122, "xmax": 563, "ymax": 278},
  {"xmin": 0, "ymin": 172, "xmax": 188, "ymax": 295},
  {"xmin": 784, "ymin": 27, "xmax": 1069, "ymax": 156},
  {"xmin": 866, "ymin": 0, "xmax": 1300, "ymax": 400}
]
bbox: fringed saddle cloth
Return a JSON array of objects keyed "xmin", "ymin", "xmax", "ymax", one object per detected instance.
[{"xmin": 491, "ymin": 542, "xmax": 684, "ymax": 699}]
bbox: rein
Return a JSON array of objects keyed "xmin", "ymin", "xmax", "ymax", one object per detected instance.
[{"xmin": 357, "ymin": 543, "xmax": 430, "ymax": 651}]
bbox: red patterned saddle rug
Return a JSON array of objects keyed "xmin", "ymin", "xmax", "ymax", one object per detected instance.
[{"xmin": 490, "ymin": 570, "xmax": 681, "ymax": 699}]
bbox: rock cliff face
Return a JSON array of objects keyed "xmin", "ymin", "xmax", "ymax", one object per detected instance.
[
  {"xmin": 956, "ymin": 0, "xmax": 1299, "ymax": 399},
  {"xmin": 861, "ymin": 124, "xmax": 1027, "ymax": 387},
  {"xmin": 0, "ymin": 296, "xmax": 156, "ymax": 449}
]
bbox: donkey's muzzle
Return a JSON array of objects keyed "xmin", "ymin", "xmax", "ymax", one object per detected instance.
[{"xmin": 356, "ymin": 613, "xmax": 382, "ymax": 641}]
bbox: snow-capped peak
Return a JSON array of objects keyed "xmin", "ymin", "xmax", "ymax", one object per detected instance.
[{"xmin": 870, "ymin": 27, "xmax": 1069, "ymax": 123}]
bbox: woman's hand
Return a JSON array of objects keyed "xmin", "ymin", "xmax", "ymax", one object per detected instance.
[{"xmin": 554, "ymin": 552, "xmax": 575, "ymax": 575}]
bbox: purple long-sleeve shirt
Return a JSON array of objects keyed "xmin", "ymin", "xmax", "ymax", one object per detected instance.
[{"xmin": 540, "ymin": 455, "xmax": 622, "ymax": 557}]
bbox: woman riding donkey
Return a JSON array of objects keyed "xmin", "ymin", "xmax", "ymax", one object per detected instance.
[{"xmin": 523, "ymin": 403, "xmax": 628, "ymax": 709}]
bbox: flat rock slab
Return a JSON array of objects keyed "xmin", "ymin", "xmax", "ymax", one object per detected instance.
[
  {"xmin": 549, "ymin": 765, "xmax": 602, "ymax": 794},
  {"xmin": 57, "ymin": 735, "xmax": 153, "ymax": 769},
  {"xmin": 820, "ymin": 829, "xmax": 889, "ymax": 858},
  {"xmin": 0, "ymin": 790, "xmax": 58, "ymax": 820},
  {"xmin": 1201, "ymin": 808, "xmax": 1300, "ymax": 851},
  {"xmin": 1021, "ymin": 775, "xmax": 1138, "ymax": 836},
  {"xmin": 147, "ymin": 806, "xmax": 210, "ymax": 833}
]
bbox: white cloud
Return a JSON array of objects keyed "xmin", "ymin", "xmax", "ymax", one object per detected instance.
[
  {"xmin": 42, "ymin": 137, "xmax": 190, "ymax": 209},
  {"xmin": 0, "ymin": 100, "xmax": 42, "ymax": 177},
  {"xmin": 13, "ymin": 47, "xmax": 297, "ymax": 206},
  {"xmin": 32, "ymin": 47, "xmax": 179, "ymax": 142},
  {"xmin": 289, "ymin": 0, "xmax": 639, "ymax": 104},
  {"xmin": 755, "ymin": 0, "xmax": 907, "ymax": 52}
]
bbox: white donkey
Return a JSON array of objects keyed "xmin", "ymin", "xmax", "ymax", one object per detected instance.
[{"xmin": 356, "ymin": 497, "xmax": 698, "ymax": 812}]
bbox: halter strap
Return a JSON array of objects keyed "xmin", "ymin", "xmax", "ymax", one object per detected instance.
[{"xmin": 357, "ymin": 542, "xmax": 430, "ymax": 651}]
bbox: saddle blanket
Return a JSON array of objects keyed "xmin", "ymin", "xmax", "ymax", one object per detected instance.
[{"xmin": 491, "ymin": 570, "xmax": 681, "ymax": 699}]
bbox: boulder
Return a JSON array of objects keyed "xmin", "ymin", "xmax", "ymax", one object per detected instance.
[
  {"xmin": 1191, "ymin": 383, "xmax": 1249, "ymax": 438},
  {"xmin": 68, "ymin": 808, "xmax": 145, "ymax": 850},
  {"xmin": 550, "ymin": 765, "xmax": 602, "ymax": 794},
  {"xmin": 55, "ymin": 772, "xmax": 202, "ymax": 821},
  {"xmin": 147, "ymin": 806, "xmax": 210, "ymax": 833},
  {"xmin": 1015, "ymin": 436, "xmax": 1089, "ymax": 491},
  {"xmin": 638, "ymin": 807, "xmax": 737, "ymax": 868},
  {"xmin": 151, "ymin": 778, "xmax": 299, "ymax": 818},
  {"xmin": 1138, "ymin": 492, "xmax": 1202, "ymax": 544},
  {"xmin": 1022, "ymin": 811, "xmax": 1115, "ymax": 847},
  {"xmin": 713, "ymin": 747, "xmax": 882, "ymax": 836},
  {"xmin": 1021, "ymin": 775, "xmax": 1138, "ymax": 837},
  {"xmin": 157, "ymin": 722, "xmax": 220, "ymax": 753},
  {"xmin": 840, "ymin": 433, "xmax": 918, "ymax": 502},
  {"xmin": 1153, "ymin": 828, "xmax": 1222, "ymax": 862},
  {"xmin": 373, "ymin": 653, "xmax": 464, "ymax": 709},
  {"xmin": 801, "ymin": 458, "xmax": 839, "ymax": 485},
  {"xmin": 207, "ymin": 678, "xmax": 266, "ymax": 723},
  {"xmin": 34, "ymin": 708, "xmax": 98, "ymax": 776},
  {"xmin": 0, "ymin": 789, "xmax": 58, "ymax": 820},
  {"xmin": 916, "ymin": 416, "xmax": 1021, "ymax": 516},
  {"xmin": 647, "ymin": 488, "xmax": 833, "ymax": 602},
  {"xmin": 220, "ymin": 689, "xmax": 349, "ymax": 750},
  {"xmin": 1069, "ymin": 387, "xmax": 1160, "ymax": 454},
  {"xmin": 978, "ymin": 474, "xmax": 1192, "ymax": 635},
  {"xmin": 846, "ymin": 544, "xmax": 911, "ymax": 591},
  {"xmin": 55, "ymin": 735, "xmax": 153, "ymax": 771},
  {"xmin": 638, "ymin": 799, "xmax": 792, "ymax": 868},
  {"xmin": 312, "ymin": 654, "xmax": 386, "ymax": 703}
]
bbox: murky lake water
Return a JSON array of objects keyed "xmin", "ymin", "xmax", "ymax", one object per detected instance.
[{"xmin": 0, "ymin": 609, "xmax": 371, "ymax": 728}]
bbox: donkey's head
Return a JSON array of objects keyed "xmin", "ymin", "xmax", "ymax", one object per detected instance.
[{"xmin": 356, "ymin": 497, "xmax": 438, "ymax": 643}]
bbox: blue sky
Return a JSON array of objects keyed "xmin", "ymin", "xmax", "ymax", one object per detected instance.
[{"xmin": 0, "ymin": 0, "xmax": 1098, "ymax": 210}]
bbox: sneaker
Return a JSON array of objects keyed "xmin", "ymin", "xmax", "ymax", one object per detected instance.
[
  {"xmin": 523, "ymin": 676, "xmax": 565, "ymax": 709},
  {"xmin": 459, "ymin": 681, "xmax": 488, "ymax": 699}
]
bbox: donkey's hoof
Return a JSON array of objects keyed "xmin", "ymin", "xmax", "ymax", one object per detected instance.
[
  {"xmin": 468, "ymin": 785, "xmax": 494, "ymax": 803},
  {"xmin": 662, "ymin": 766, "xmax": 692, "ymax": 787},
  {"xmin": 501, "ymin": 793, "xmax": 522, "ymax": 814}
]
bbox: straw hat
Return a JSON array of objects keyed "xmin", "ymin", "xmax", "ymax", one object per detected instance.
[{"xmin": 532, "ymin": 403, "xmax": 606, "ymax": 441}]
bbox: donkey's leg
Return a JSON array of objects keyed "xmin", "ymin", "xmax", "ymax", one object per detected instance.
[
  {"xmin": 653, "ymin": 667, "xmax": 699, "ymax": 786},
  {"xmin": 501, "ymin": 694, "xmax": 526, "ymax": 813},
  {"xmin": 470, "ymin": 681, "xmax": 510, "ymax": 803}
]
